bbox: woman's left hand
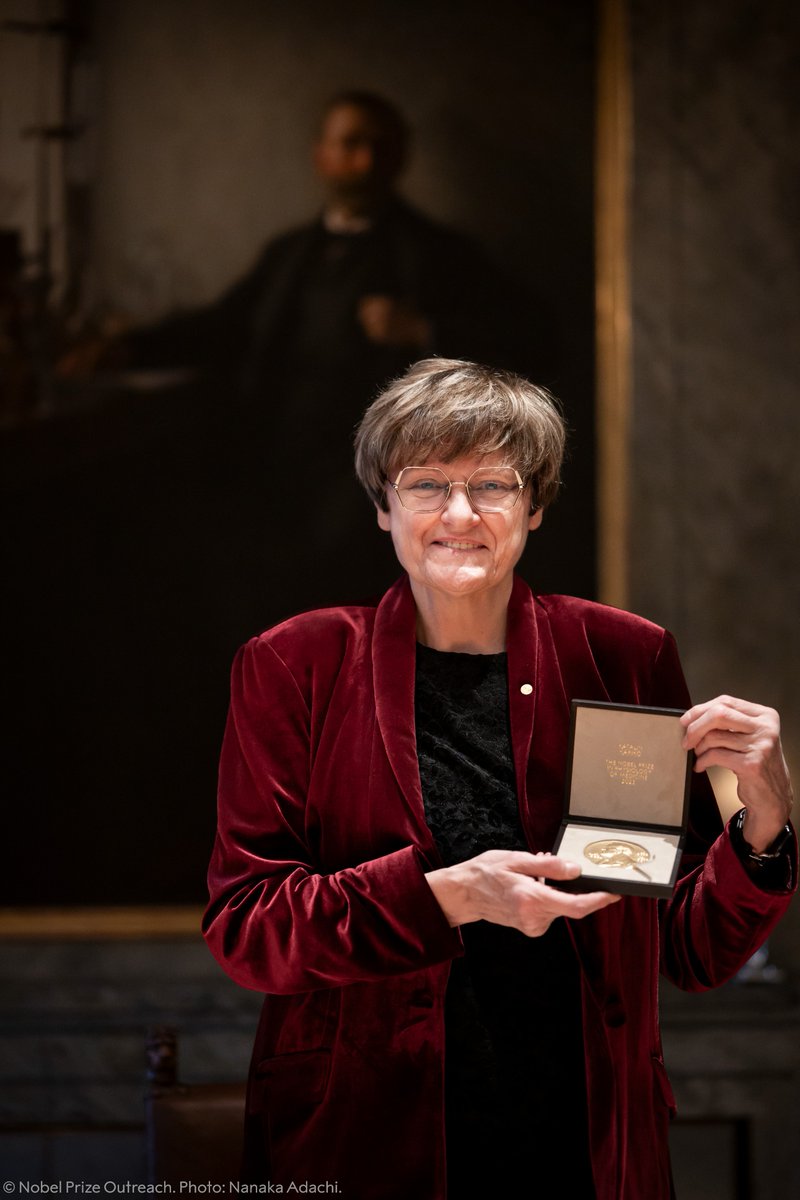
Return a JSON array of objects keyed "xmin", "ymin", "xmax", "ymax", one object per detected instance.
[{"xmin": 680, "ymin": 695, "xmax": 794, "ymax": 852}]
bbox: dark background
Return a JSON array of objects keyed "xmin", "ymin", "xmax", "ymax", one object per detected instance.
[{"xmin": 2, "ymin": 0, "xmax": 596, "ymax": 905}]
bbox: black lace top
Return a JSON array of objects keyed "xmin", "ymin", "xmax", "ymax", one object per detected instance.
[{"xmin": 415, "ymin": 643, "xmax": 595, "ymax": 1196}]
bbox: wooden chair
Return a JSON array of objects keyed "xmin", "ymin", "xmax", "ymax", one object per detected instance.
[{"xmin": 145, "ymin": 1025, "xmax": 247, "ymax": 1185}]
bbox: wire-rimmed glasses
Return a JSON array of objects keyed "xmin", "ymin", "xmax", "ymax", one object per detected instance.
[{"xmin": 390, "ymin": 466, "xmax": 525, "ymax": 513}]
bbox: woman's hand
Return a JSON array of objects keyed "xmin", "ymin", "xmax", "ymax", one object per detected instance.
[
  {"xmin": 680, "ymin": 695, "xmax": 794, "ymax": 853},
  {"xmin": 425, "ymin": 849, "xmax": 621, "ymax": 936}
]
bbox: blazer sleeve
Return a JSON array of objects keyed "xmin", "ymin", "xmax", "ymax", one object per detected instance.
[
  {"xmin": 202, "ymin": 637, "xmax": 462, "ymax": 995},
  {"xmin": 650, "ymin": 631, "xmax": 797, "ymax": 991}
]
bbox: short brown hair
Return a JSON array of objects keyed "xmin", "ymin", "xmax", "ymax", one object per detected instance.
[{"xmin": 354, "ymin": 358, "xmax": 566, "ymax": 512}]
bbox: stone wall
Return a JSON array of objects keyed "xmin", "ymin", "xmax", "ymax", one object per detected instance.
[
  {"xmin": 628, "ymin": 0, "xmax": 800, "ymax": 966},
  {"xmin": 3, "ymin": 938, "xmax": 798, "ymax": 1198},
  {"xmin": 0, "ymin": 938, "xmax": 261, "ymax": 1182}
]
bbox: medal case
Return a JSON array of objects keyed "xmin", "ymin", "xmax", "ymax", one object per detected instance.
[{"xmin": 547, "ymin": 700, "xmax": 693, "ymax": 899}]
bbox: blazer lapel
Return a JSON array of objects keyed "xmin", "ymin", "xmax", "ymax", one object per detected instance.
[
  {"xmin": 505, "ymin": 574, "xmax": 540, "ymax": 831},
  {"xmin": 372, "ymin": 576, "xmax": 435, "ymax": 849},
  {"xmin": 507, "ymin": 576, "xmax": 576, "ymax": 852}
]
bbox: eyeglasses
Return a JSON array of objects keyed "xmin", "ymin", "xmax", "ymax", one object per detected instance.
[{"xmin": 390, "ymin": 466, "xmax": 525, "ymax": 513}]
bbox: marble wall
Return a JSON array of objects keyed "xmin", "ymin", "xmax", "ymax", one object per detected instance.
[{"xmin": 627, "ymin": 0, "xmax": 800, "ymax": 965}]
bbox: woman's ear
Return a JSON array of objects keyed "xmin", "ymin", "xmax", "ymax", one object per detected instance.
[
  {"xmin": 376, "ymin": 503, "xmax": 392, "ymax": 532},
  {"xmin": 528, "ymin": 507, "xmax": 544, "ymax": 532}
]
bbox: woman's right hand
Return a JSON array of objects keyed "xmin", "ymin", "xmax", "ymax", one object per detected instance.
[{"xmin": 425, "ymin": 849, "xmax": 621, "ymax": 937}]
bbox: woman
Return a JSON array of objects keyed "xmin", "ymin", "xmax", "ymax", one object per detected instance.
[{"xmin": 203, "ymin": 359, "xmax": 794, "ymax": 1199}]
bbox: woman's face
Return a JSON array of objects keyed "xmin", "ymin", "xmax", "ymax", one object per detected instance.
[{"xmin": 377, "ymin": 452, "xmax": 543, "ymax": 602}]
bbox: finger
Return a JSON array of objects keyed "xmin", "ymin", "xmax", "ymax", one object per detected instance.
[
  {"xmin": 684, "ymin": 704, "xmax": 758, "ymax": 735},
  {"xmin": 479, "ymin": 849, "xmax": 555, "ymax": 869},
  {"xmin": 692, "ymin": 746, "xmax": 752, "ymax": 776},
  {"xmin": 682, "ymin": 706, "xmax": 758, "ymax": 749},
  {"xmin": 681, "ymin": 695, "xmax": 764, "ymax": 727},
  {"xmin": 490, "ymin": 872, "xmax": 622, "ymax": 937},
  {"xmin": 691, "ymin": 729, "xmax": 748, "ymax": 758},
  {"xmin": 572, "ymin": 890, "xmax": 623, "ymax": 914},
  {"xmin": 534, "ymin": 886, "xmax": 622, "ymax": 919},
  {"xmin": 509, "ymin": 853, "xmax": 582, "ymax": 880},
  {"xmin": 693, "ymin": 741, "xmax": 786, "ymax": 779}
]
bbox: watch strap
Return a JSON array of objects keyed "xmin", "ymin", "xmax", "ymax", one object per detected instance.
[{"xmin": 733, "ymin": 807, "xmax": 792, "ymax": 865}]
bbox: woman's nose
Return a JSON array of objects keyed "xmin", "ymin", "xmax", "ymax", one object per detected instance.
[{"xmin": 441, "ymin": 484, "xmax": 480, "ymax": 522}]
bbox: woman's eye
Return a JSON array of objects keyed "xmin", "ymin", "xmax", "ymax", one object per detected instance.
[
  {"xmin": 473, "ymin": 480, "xmax": 510, "ymax": 493},
  {"xmin": 410, "ymin": 479, "xmax": 445, "ymax": 492}
]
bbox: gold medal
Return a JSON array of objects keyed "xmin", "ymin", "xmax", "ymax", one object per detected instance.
[{"xmin": 583, "ymin": 839, "xmax": 652, "ymax": 868}]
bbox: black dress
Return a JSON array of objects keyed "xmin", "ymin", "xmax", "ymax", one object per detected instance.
[{"xmin": 415, "ymin": 644, "xmax": 596, "ymax": 1197}]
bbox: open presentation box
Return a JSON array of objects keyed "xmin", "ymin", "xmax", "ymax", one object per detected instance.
[{"xmin": 547, "ymin": 700, "xmax": 693, "ymax": 899}]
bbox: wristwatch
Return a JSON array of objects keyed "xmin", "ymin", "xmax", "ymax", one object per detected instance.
[{"xmin": 733, "ymin": 806, "xmax": 793, "ymax": 866}]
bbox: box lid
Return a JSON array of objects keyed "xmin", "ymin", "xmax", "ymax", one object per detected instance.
[{"xmin": 566, "ymin": 700, "xmax": 692, "ymax": 831}]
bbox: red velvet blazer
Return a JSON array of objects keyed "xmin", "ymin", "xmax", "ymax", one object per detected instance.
[{"xmin": 203, "ymin": 575, "xmax": 795, "ymax": 1199}]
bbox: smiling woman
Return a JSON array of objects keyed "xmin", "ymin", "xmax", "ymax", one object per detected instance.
[
  {"xmin": 353, "ymin": 358, "xmax": 562, "ymax": 651},
  {"xmin": 203, "ymin": 358, "xmax": 795, "ymax": 1200},
  {"xmin": 376, "ymin": 452, "xmax": 543, "ymax": 652}
]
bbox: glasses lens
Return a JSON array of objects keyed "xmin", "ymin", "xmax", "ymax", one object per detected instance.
[
  {"xmin": 396, "ymin": 467, "xmax": 450, "ymax": 510},
  {"xmin": 467, "ymin": 467, "xmax": 522, "ymax": 511}
]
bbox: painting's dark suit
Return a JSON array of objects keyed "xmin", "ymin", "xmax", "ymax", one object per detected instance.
[
  {"xmin": 203, "ymin": 575, "xmax": 796, "ymax": 1199},
  {"xmin": 130, "ymin": 200, "xmax": 524, "ymax": 623},
  {"xmin": 130, "ymin": 199, "xmax": 521, "ymax": 398}
]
